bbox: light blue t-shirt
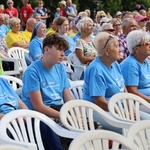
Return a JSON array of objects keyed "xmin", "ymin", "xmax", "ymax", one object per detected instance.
[
  {"xmin": 60, "ymin": 35, "xmax": 75, "ymax": 56},
  {"xmin": 120, "ymin": 54, "xmax": 150, "ymax": 97},
  {"xmin": 0, "ymin": 24, "xmax": 8, "ymax": 37},
  {"xmin": 22, "ymin": 59, "xmax": 70, "ymax": 109},
  {"xmin": 83, "ymin": 57, "xmax": 125, "ymax": 103},
  {"xmin": 29, "ymin": 36, "xmax": 43, "ymax": 61},
  {"xmin": 0, "ymin": 78, "xmax": 19, "ymax": 114}
]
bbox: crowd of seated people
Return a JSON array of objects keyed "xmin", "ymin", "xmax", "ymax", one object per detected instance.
[{"xmin": 0, "ymin": 0, "xmax": 150, "ymax": 149}]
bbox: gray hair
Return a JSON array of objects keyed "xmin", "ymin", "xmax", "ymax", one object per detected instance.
[
  {"xmin": 76, "ymin": 17, "xmax": 93, "ymax": 33},
  {"xmin": 122, "ymin": 18, "xmax": 135, "ymax": 29},
  {"xmin": 126, "ymin": 30, "xmax": 150, "ymax": 54},
  {"xmin": 94, "ymin": 32, "xmax": 117, "ymax": 57},
  {"xmin": 9, "ymin": 17, "xmax": 20, "ymax": 28}
]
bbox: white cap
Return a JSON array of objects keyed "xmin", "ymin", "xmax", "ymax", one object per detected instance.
[
  {"xmin": 100, "ymin": 17, "xmax": 111, "ymax": 24},
  {"xmin": 6, "ymin": 0, "xmax": 14, "ymax": 4},
  {"xmin": 116, "ymin": 11, "xmax": 122, "ymax": 16}
]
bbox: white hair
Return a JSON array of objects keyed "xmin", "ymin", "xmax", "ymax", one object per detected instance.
[
  {"xmin": 76, "ymin": 17, "xmax": 93, "ymax": 33},
  {"xmin": 126, "ymin": 30, "xmax": 150, "ymax": 54}
]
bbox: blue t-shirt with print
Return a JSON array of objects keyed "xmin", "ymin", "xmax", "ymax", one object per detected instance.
[
  {"xmin": 0, "ymin": 78, "xmax": 19, "ymax": 114},
  {"xmin": 120, "ymin": 54, "xmax": 150, "ymax": 97},
  {"xmin": 29, "ymin": 36, "xmax": 43, "ymax": 61},
  {"xmin": 83, "ymin": 57, "xmax": 125, "ymax": 103},
  {"xmin": 22, "ymin": 59, "xmax": 70, "ymax": 109}
]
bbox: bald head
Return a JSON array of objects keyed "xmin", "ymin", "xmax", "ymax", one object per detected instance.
[{"xmin": 26, "ymin": 18, "xmax": 37, "ymax": 32}]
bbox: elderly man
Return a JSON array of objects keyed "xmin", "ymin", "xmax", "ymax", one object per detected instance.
[
  {"xmin": 22, "ymin": 18, "xmax": 37, "ymax": 43},
  {"xmin": 118, "ymin": 18, "xmax": 137, "ymax": 62}
]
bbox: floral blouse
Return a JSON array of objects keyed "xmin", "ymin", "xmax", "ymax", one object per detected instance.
[{"xmin": 76, "ymin": 38, "xmax": 97, "ymax": 57}]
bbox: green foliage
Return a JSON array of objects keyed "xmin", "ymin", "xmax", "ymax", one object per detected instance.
[
  {"xmin": 1, "ymin": 0, "xmax": 150, "ymax": 19},
  {"xmin": 103, "ymin": 0, "xmax": 122, "ymax": 16}
]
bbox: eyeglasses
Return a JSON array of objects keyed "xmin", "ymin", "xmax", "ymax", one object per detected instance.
[
  {"xmin": 136, "ymin": 42, "xmax": 150, "ymax": 47},
  {"xmin": 103, "ymin": 34, "xmax": 114, "ymax": 49}
]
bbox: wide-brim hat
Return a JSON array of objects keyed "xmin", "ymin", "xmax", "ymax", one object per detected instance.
[
  {"xmin": 135, "ymin": 14, "xmax": 149, "ymax": 22},
  {"xmin": 59, "ymin": 0, "xmax": 66, "ymax": 6}
]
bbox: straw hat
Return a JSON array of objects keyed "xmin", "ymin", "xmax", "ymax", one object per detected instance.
[{"xmin": 59, "ymin": 1, "xmax": 66, "ymax": 6}]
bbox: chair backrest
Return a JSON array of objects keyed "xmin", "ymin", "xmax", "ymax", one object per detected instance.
[
  {"xmin": 60, "ymin": 100, "xmax": 132, "ymax": 133},
  {"xmin": 69, "ymin": 130, "xmax": 140, "ymax": 150},
  {"xmin": 0, "ymin": 75, "xmax": 23, "ymax": 91},
  {"xmin": 69, "ymin": 80, "xmax": 84, "ymax": 99},
  {"xmin": 8, "ymin": 47, "xmax": 28, "ymax": 72},
  {"xmin": 0, "ymin": 110, "xmax": 80, "ymax": 150},
  {"xmin": 0, "ymin": 145, "xmax": 30, "ymax": 150},
  {"xmin": 127, "ymin": 120, "xmax": 150, "ymax": 150},
  {"xmin": 108, "ymin": 93, "xmax": 150, "ymax": 122},
  {"xmin": 67, "ymin": 53, "xmax": 86, "ymax": 80}
]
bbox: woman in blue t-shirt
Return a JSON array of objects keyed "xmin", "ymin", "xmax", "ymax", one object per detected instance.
[
  {"xmin": 120, "ymin": 30, "xmax": 150, "ymax": 115},
  {"xmin": 83, "ymin": 32, "xmax": 125, "ymax": 134}
]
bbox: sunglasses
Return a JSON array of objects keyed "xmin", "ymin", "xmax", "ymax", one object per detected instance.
[
  {"xmin": 103, "ymin": 34, "xmax": 114, "ymax": 48},
  {"xmin": 99, "ymin": 15, "xmax": 105, "ymax": 18},
  {"xmin": 104, "ymin": 29, "xmax": 115, "ymax": 32}
]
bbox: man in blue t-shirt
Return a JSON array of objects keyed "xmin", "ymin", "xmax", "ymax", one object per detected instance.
[{"xmin": 22, "ymin": 33, "xmax": 72, "ymax": 119}]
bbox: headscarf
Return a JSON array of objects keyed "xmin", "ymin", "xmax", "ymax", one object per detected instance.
[{"xmin": 30, "ymin": 21, "xmax": 44, "ymax": 41}]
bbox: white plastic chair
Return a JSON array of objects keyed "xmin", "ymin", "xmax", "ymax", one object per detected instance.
[
  {"xmin": 69, "ymin": 80, "xmax": 84, "ymax": 99},
  {"xmin": 0, "ymin": 53, "xmax": 20, "ymax": 76},
  {"xmin": 69, "ymin": 130, "xmax": 140, "ymax": 150},
  {"xmin": 0, "ymin": 145, "xmax": 30, "ymax": 150},
  {"xmin": 67, "ymin": 53, "xmax": 86, "ymax": 80},
  {"xmin": 108, "ymin": 93, "xmax": 150, "ymax": 136},
  {"xmin": 8, "ymin": 47, "xmax": 29, "ymax": 74},
  {"xmin": 127, "ymin": 120, "xmax": 150, "ymax": 150},
  {"xmin": 0, "ymin": 109, "xmax": 80, "ymax": 150},
  {"xmin": 108, "ymin": 93, "xmax": 150, "ymax": 123},
  {"xmin": 60, "ymin": 100, "xmax": 133, "ymax": 133},
  {"xmin": 0, "ymin": 75, "xmax": 23, "ymax": 91}
]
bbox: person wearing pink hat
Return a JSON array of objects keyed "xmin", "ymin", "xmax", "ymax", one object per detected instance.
[{"xmin": 135, "ymin": 14, "xmax": 149, "ymax": 31}]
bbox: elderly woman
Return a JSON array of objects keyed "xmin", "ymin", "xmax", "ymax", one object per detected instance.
[
  {"xmin": 111, "ymin": 18, "xmax": 123, "ymax": 37},
  {"xmin": 28, "ymin": 21, "xmax": 46, "ymax": 62},
  {"xmin": 73, "ymin": 17, "xmax": 97, "ymax": 79},
  {"xmin": 120, "ymin": 30, "xmax": 150, "ymax": 115},
  {"xmin": 5, "ymin": 17, "xmax": 28, "ymax": 49},
  {"xmin": 83, "ymin": 32, "xmax": 124, "ymax": 133}
]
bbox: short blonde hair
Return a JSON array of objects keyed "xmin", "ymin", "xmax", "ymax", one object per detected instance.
[
  {"xmin": 94, "ymin": 32, "xmax": 117, "ymax": 57},
  {"xmin": 9, "ymin": 17, "xmax": 20, "ymax": 28}
]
